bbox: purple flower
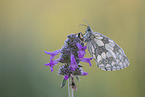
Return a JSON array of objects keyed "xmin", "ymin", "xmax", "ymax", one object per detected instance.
[
  {"xmin": 69, "ymin": 54, "xmax": 78, "ymax": 71},
  {"xmin": 44, "ymin": 33, "xmax": 94, "ymax": 89},
  {"xmin": 76, "ymin": 43, "xmax": 87, "ymax": 58},
  {"xmin": 45, "ymin": 59, "xmax": 59, "ymax": 72},
  {"xmin": 64, "ymin": 75, "xmax": 69, "ymax": 80},
  {"xmin": 81, "ymin": 58, "xmax": 93, "ymax": 66},
  {"xmin": 45, "ymin": 49, "xmax": 60, "ymax": 60},
  {"xmin": 81, "ymin": 71, "xmax": 88, "ymax": 76}
]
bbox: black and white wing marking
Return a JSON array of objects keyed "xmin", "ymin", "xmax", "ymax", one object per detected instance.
[{"xmin": 87, "ymin": 32, "xmax": 129, "ymax": 71}]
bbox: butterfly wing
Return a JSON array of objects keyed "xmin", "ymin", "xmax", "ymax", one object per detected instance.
[{"xmin": 87, "ymin": 32, "xmax": 129, "ymax": 71}]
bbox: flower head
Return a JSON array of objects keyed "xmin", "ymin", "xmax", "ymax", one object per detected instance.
[
  {"xmin": 59, "ymin": 34, "xmax": 81, "ymax": 64},
  {"xmin": 44, "ymin": 33, "xmax": 93, "ymax": 89}
]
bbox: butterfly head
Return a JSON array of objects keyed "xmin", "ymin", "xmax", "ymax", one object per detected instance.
[
  {"xmin": 83, "ymin": 26, "xmax": 95, "ymax": 42},
  {"xmin": 86, "ymin": 26, "xmax": 91, "ymax": 32}
]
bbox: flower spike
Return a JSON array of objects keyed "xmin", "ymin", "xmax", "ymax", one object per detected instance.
[{"xmin": 44, "ymin": 33, "xmax": 93, "ymax": 90}]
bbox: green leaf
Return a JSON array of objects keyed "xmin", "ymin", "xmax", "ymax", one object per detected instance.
[
  {"xmin": 75, "ymin": 76, "xmax": 80, "ymax": 81},
  {"xmin": 61, "ymin": 79, "xmax": 67, "ymax": 88},
  {"xmin": 78, "ymin": 65, "xmax": 82, "ymax": 67}
]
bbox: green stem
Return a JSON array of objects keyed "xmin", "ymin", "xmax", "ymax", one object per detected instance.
[
  {"xmin": 68, "ymin": 78, "xmax": 74, "ymax": 97},
  {"xmin": 68, "ymin": 78, "xmax": 70, "ymax": 97},
  {"xmin": 72, "ymin": 87, "xmax": 74, "ymax": 97}
]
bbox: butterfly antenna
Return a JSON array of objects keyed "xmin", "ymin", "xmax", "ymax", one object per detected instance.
[
  {"xmin": 79, "ymin": 20, "xmax": 91, "ymax": 31},
  {"xmin": 84, "ymin": 19, "xmax": 90, "ymax": 27},
  {"xmin": 79, "ymin": 24, "xmax": 88, "ymax": 27},
  {"xmin": 83, "ymin": 19, "xmax": 92, "ymax": 31}
]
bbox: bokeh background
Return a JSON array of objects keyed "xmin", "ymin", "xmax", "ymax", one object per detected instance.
[{"xmin": 1, "ymin": 0, "xmax": 145, "ymax": 97}]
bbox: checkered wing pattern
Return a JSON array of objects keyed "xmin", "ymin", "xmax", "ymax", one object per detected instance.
[{"xmin": 87, "ymin": 32, "xmax": 129, "ymax": 71}]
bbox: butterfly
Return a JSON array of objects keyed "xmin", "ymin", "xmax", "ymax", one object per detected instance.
[{"xmin": 81, "ymin": 25, "xmax": 130, "ymax": 71}]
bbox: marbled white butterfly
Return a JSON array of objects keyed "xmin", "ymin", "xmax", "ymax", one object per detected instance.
[{"xmin": 81, "ymin": 26, "xmax": 129, "ymax": 71}]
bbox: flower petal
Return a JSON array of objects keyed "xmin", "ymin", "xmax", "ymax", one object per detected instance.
[
  {"xmin": 44, "ymin": 63, "xmax": 50, "ymax": 66},
  {"xmin": 45, "ymin": 49, "xmax": 60, "ymax": 60},
  {"xmin": 81, "ymin": 71, "xmax": 88, "ymax": 76},
  {"xmin": 64, "ymin": 75, "xmax": 69, "ymax": 80},
  {"xmin": 50, "ymin": 66, "xmax": 53, "ymax": 72},
  {"xmin": 77, "ymin": 43, "xmax": 87, "ymax": 50},
  {"xmin": 45, "ymin": 59, "xmax": 59, "ymax": 72},
  {"xmin": 78, "ymin": 50, "xmax": 86, "ymax": 58},
  {"xmin": 69, "ymin": 54, "xmax": 78, "ymax": 71},
  {"xmin": 76, "ymin": 43, "xmax": 82, "ymax": 50},
  {"xmin": 76, "ymin": 43, "xmax": 87, "ymax": 58},
  {"xmin": 81, "ymin": 57, "xmax": 93, "ymax": 66}
]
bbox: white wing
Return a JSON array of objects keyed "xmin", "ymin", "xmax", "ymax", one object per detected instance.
[{"xmin": 87, "ymin": 32, "xmax": 129, "ymax": 71}]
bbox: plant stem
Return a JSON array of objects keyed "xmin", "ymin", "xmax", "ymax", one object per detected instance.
[
  {"xmin": 72, "ymin": 87, "xmax": 74, "ymax": 97},
  {"xmin": 68, "ymin": 78, "xmax": 70, "ymax": 97},
  {"xmin": 68, "ymin": 78, "xmax": 74, "ymax": 97}
]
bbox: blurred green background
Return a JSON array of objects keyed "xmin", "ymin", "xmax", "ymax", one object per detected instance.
[{"xmin": 1, "ymin": 0, "xmax": 145, "ymax": 97}]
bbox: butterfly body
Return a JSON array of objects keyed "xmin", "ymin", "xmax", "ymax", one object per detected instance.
[{"xmin": 83, "ymin": 26, "xmax": 129, "ymax": 71}]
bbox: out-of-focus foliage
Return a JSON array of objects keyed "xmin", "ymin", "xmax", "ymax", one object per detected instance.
[{"xmin": 0, "ymin": 0, "xmax": 145, "ymax": 97}]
